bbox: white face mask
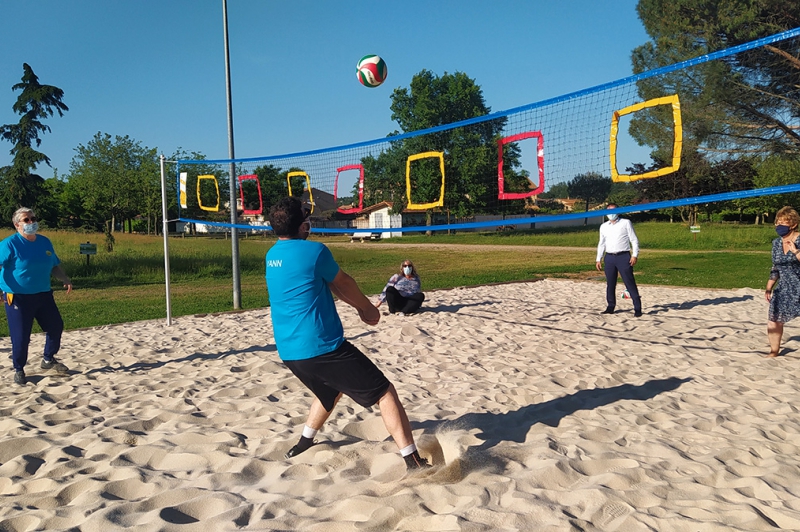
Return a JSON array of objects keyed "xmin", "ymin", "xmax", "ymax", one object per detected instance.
[
  {"xmin": 606, "ymin": 214, "xmax": 618, "ymax": 221},
  {"xmin": 403, "ymin": 266, "xmax": 412, "ymax": 275},
  {"xmin": 22, "ymin": 222, "xmax": 39, "ymax": 235}
]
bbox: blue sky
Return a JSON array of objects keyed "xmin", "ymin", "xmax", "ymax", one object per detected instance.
[{"xmin": 1, "ymin": 1, "xmax": 651, "ymax": 187}]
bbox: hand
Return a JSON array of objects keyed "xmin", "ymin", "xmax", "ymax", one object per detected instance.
[
  {"xmin": 787, "ymin": 240, "xmax": 798, "ymax": 253},
  {"xmin": 374, "ymin": 299, "xmax": 382, "ymax": 308},
  {"xmin": 64, "ymin": 280, "xmax": 73, "ymax": 294},
  {"xmin": 358, "ymin": 305, "xmax": 380, "ymax": 326},
  {"xmin": 595, "ymin": 261, "xmax": 602, "ymax": 272},
  {"xmin": 765, "ymin": 289, "xmax": 772, "ymax": 302},
  {"xmin": 629, "ymin": 256, "xmax": 638, "ymax": 266}
]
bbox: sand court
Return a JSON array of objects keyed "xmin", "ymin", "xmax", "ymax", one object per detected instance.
[{"xmin": 1, "ymin": 279, "xmax": 800, "ymax": 531}]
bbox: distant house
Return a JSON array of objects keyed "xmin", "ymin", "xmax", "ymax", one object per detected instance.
[
  {"xmin": 350, "ymin": 201, "xmax": 402, "ymax": 238},
  {"xmin": 554, "ymin": 198, "xmax": 580, "ymax": 211}
]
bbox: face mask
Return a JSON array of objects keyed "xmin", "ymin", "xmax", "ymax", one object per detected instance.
[
  {"xmin": 22, "ymin": 222, "xmax": 38, "ymax": 235},
  {"xmin": 776, "ymin": 224, "xmax": 792, "ymax": 237},
  {"xmin": 403, "ymin": 266, "xmax": 412, "ymax": 275},
  {"xmin": 606, "ymin": 214, "xmax": 618, "ymax": 221}
]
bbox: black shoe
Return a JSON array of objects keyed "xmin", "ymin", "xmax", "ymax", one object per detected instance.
[
  {"xmin": 601, "ymin": 308, "xmax": 615, "ymax": 315},
  {"xmin": 404, "ymin": 451, "xmax": 432, "ymax": 470},
  {"xmin": 285, "ymin": 435, "xmax": 315, "ymax": 459},
  {"xmin": 14, "ymin": 370, "xmax": 26, "ymax": 385},
  {"xmin": 634, "ymin": 311, "xmax": 643, "ymax": 317},
  {"xmin": 41, "ymin": 358, "xmax": 69, "ymax": 373}
]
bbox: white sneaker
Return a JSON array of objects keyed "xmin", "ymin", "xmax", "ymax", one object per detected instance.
[{"xmin": 398, "ymin": 312, "xmax": 405, "ymax": 317}]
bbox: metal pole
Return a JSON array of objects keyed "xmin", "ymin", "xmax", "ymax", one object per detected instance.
[
  {"xmin": 223, "ymin": 0, "xmax": 241, "ymax": 309},
  {"xmin": 159, "ymin": 154, "xmax": 173, "ymax": 326}
]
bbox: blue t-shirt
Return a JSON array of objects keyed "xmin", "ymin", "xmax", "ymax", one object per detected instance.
[
  {"xmin": 265, "ymin": 239, "xmax": 344, "ymax": 361},
  {"xmin": 0, "ymin": 233, "xmax": 60, "ymax": 295}
]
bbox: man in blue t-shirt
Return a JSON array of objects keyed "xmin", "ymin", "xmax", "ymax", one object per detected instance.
[{"xmin": 266, "ymin": 197, "xmax": 428, "ymax": 470}]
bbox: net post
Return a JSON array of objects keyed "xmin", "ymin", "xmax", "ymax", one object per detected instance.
[
  {"xmin": 159, "ymin": 154, "xmax": 172, "ymax": 326},
  {"xmin": 223, "ymin": 0, "xmax": 241, "ymax": 309}
]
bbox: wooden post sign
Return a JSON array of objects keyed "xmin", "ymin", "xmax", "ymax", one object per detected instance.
[{"xmin": 80, "ymin": 242, "xmax": 97, "ymax": 266}]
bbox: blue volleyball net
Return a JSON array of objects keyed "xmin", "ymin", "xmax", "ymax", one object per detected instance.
[{"xmin": 173, "ymin": 27, "xmax": 800, "ymax": 234}]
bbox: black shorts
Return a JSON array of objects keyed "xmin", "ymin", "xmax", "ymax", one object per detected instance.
[{"xmin": 283, "ymin": 340, "xmax": 391, "ymax": 412}]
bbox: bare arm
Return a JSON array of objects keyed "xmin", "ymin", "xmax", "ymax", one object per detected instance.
[
  {"xmin": 329, "ymin": 269, "xmax": 379, "ymax": 325},
  {"xmin": 52, "ymin": 265, "xmax": 73, "ymax": 294}
]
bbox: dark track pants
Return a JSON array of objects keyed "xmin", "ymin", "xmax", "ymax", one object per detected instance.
[
  {"xmin": 604, "ymin": 252, "xmax": 642, "ymax": 313},
  {"xmin": 4, "ymin": 291, "xmax": 63, "ymax": 371},
  {"xmin": 385, "ymin": 286, "xmax": 425, "ymax": 314}
]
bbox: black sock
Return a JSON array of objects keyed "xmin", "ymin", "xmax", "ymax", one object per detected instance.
[
  {"xmin": 295, "ymin": 435, "xmax": 314, "ymax": 452},
  {"xmin": 285, "ymin": 435, "xmax": 316, "ymax": 458}
]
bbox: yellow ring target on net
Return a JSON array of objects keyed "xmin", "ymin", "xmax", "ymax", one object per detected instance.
[
  {"xmin": 405, "ymin": 151, "xmax": 445, "ymax": 210},
  {"xmin": 610, "ymin": 94, "xmax": 682, "ymax": 183},
  {"xmin": 287, "ymin": 171, "xmax": 314, "ymax": 213},
  {"xmin": 196, "ymin": 174, "xmax": 220, "ymax": 212}
]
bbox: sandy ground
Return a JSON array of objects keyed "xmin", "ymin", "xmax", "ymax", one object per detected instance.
[{"xmin": 1, "ymin": 279, "xmax": 799, "ymax": 531}]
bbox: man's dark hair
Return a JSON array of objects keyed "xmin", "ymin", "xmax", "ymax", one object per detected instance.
[{"xmin": 269, "ymin": 196, "xmax": 306, "ymax": 237}]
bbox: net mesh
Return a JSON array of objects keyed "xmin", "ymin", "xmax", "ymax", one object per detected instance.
[{"xmin": 174, "ymin": 28, "xmax": 800, "ymax": 234}]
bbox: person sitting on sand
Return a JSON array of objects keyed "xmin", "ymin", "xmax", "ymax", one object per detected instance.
[
  {"xmin": 265, "ymin": 197, "xmax": 430, "ymax": 470},
  {"xmin": 375, "ymin": 260, "xmax": 425, "ymax": 316},
  {"xmin": 765, "ymin": 206, "xmax": 800, "ymax": 358}
]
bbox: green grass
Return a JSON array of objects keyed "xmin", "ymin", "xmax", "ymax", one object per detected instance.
[
  {"xmin": 0, "ymin": 222, "xmax": 774, "ymax": 335},
  {"xmin": 393, "ymin": 221, "xmax": 777, "ymax": 250}
]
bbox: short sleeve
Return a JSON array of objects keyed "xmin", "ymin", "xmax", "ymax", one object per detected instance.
[{"xmin": 316, "ymin": 245, "xmax": 340, "ymax": 283}]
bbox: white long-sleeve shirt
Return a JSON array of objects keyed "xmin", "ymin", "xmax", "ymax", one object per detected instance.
[{"xmin": 596, "ymin": 218, "xmax": 639, "ymax": 262}]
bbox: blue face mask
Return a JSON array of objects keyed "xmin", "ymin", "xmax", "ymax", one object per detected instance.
[
  {"xmin": 22, "ymin": 222, "xmax": 38, "ymax": 235},
  {"xmin": 606, "ymin": 214, "xmax": 618, "ymax": 221},
  {"xmin": 776, "ymin": 224, "xmax": 792, "ymax": 237},
  {"xmin": 403, "ymin": 266, "xmax": 412, "ymax": 275}
]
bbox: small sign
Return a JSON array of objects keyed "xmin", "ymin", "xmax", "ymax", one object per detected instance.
[
  {"xmin": 80, "ymin": 242, "xmax": 97, "ymax": 255},
  {"xmin": 690, "ymin": 226, "xmax": 701, "ymax": 233}
]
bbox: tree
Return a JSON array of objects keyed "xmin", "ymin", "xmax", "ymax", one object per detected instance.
[
  {"xmin": 745, "ymin": 155, "xmax": 800, "ymax": 222},
  {"xmin": 631, "ymin": 0, "xmax": 800, "ymax": 159},
  {"xmin": 539, "ymin": 182, "xmax": 569, "ymax": 199},
  {"xmin": 0, "ymin": 63, "xmax": 68, "ymax": 221},
  {"xmin": 66, "ymin": 133, "xmax": 159, "ymax": 232},
  {"xmin": 607, "ymin": 181, "xmax": 639, "ymax": 206},
  {"xmin": 360, "ymin": 70, "xmax": 527, "ymax": 220},
  {"xmin": 567, "ymin": 172, "xmax": 612, "ymax": 220}
]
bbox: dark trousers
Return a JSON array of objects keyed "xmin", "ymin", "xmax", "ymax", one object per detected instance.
[
  {"xmin": 385, "ymin": 286, "xmax": 425, "ymax": 314},
  {"xmin": 604, "ymin": 252, "xmax": 642, "ymax": 312},
  {"xmin": 4, "ymin": 291, "xmax": 63, "ymax": 371}
]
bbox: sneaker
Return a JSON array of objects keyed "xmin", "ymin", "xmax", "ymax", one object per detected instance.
[
  {"xmin": 14, "ymin": 370, "xmax": 26, "ymax": 385},
  {"xmin": 601, "ymin": 308, "xmax": 615, "ymax": 315},
  {"xmin": 41, "ymin": 358, "xmax": 69, "ymax": 373},
  {"xmin": 398, "ymin": 312, "xmax": 405, "ymax": 317}
]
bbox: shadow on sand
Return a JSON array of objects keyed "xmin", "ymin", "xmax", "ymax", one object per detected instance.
[
  {"xmin": 648, "ymin": 295, "xmax": 754, "ymax": 314},
  {"xmin": 82, "ymin": 344, "xmax": 277, "ymax": 376},
  {"xmin": 412, "ymin": 376, "xmax": 692, "ymax": 469}
]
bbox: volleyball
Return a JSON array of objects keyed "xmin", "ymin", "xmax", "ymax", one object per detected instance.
[{"xmin": 356, "ymin": 55, "xmax": 387, "ymax": 88}]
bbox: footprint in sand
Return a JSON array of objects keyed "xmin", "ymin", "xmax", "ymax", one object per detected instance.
[{"xmin": 591, "ymin": 501, "xmax": 633, "ymax": 530}]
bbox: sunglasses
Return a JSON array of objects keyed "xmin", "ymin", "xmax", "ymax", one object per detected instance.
[{"xmin": 21, "ymin": 217, "xmax": 37, "ymax": 223}]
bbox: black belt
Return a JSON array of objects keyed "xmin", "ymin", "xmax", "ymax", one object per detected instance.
[{"xmin": 606, "ymin": 251, "xmax": 630, "ymax": 255}]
